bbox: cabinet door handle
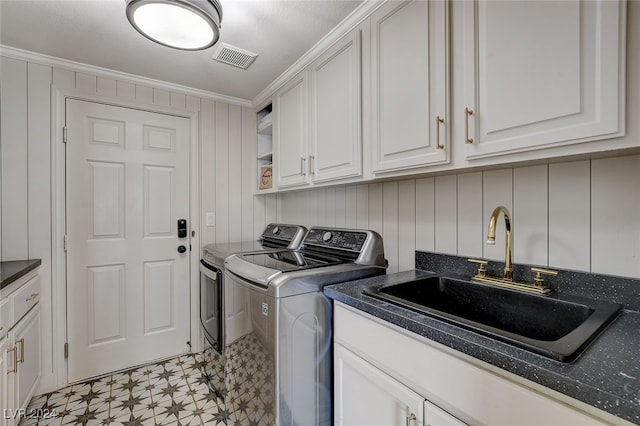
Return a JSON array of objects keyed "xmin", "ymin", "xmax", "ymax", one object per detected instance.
[
  {"xmin": 300, "ymin": 157, "xmax": 307, "ymax": 176},
  {"xmin": 309, "ymin": 155, "xmax": 315, "ymax": 175},
  {"xmin": 465, "ymin": 107, "xmax": 474, "ymax": 144},
  {"xmin": 435, "ymin": 116, "xmax": 445, "ymax": 149},
  {"xmin": 7, "ymin": 346, "xmax": 17, "ymax": 373},
  {"xmin": 26, "ymin": 293, "xmax": 39, "ymax": 302},
  {"xmin": 17, "ymin": 338, "xmax": 25, "ymax": 363},
  {"xmin": 406, "ymin": 412, "xmax": 417, "ymax": 426}
]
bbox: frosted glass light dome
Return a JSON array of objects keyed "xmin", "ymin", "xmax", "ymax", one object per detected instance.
[{"xmin": 126, "ymin": 0, "xmax": 222, "ymax": 50}]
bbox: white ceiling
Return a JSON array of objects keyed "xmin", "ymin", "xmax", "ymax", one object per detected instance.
[{"xmin": 0, "ymin": 0, "xmax": 363, "ymax": 101}]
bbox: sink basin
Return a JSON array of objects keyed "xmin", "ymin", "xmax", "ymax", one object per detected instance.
[{"xmin": 363, "ymin": 276, "xmax": 622, "ymax": 362}]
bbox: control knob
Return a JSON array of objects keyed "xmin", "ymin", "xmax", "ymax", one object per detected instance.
[
  {"xmin": 322, "ymin": 231, "xmax": 333, "ymax": 242},
  {"xmin": 272, "ymin": 226, "xmax": 280, "ymax": 235}
]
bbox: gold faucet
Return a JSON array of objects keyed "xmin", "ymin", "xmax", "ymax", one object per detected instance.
[
  {"xmin": 487, "ymin": 206, "xmax": 513, "ymax": 281},
  {"xmin": 467, "ymin": 205, "xmax": 557, "ymax": 295}
]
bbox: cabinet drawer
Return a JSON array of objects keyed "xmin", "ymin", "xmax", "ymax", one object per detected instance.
[
  {"xmin": 11, "ymin": 275, "xmax": 40, "ymax": 324},
  {"xmin": 0, "ymin": 297, "xmax": 10, "ymax": 339}
]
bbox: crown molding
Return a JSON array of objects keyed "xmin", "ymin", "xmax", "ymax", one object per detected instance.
[
  {"xmin": 251, "ymin": 0, "xmax": 385, "ymax": 109},
  {"xmin": 0, "ymin": 44, "xmax": 252, "ymax": 108}
]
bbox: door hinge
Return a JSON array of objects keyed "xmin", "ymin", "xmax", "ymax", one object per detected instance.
[
  {"xmin": 63, "ymin": 235, "xmax": 68, "ymax": 252},
  {"xmin": 63, "ymin": 126, "xmax": 68, "ymax": 144},
  {"xmin": 64, "ymin": 343, "xmax": 69, "ymax": 359}
]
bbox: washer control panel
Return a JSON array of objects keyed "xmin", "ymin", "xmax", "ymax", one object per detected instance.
[
  {"xmin": 262, "ymin": 224, "xmax": 301, "ymax": 241},
  {"xmin": 304, "ymin": 228, "xmax": 368, "ymax": 251}
]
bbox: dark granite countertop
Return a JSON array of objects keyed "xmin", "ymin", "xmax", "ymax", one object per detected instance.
[
  {"xmin": 325, "ymin": 269, "xmax": 640, "ymax": 425},
  {"xmin": 0, "ymin": 259, "xmax": 41, "ymax": 290}
]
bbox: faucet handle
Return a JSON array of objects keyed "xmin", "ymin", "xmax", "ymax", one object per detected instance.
[
  {"xmin": 531, "ymin": 267, "xmax": 558, "ymax": 288},
  {"xmin": 468, "ymin": 258, "xmax": 488, "ymax": 277}
]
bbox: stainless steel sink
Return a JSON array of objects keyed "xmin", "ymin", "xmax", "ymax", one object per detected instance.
[{"xmin": 363, "ymin": 276, "xmax": 622, "ymax": 362}]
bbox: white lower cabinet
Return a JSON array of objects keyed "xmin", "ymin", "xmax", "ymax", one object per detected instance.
[
  {"xmin": 334, "ymin": 302, "xmax": 615, "ymax": 426},
  {"xmin": 11, "ymin": 307, "xmax": 41, "ymax": 420},
  {"xmin": 0, "ymin": 270, "xmax": 41, "ymax": 426},
  {"xmin": 335, "ymin": 343, "xmax": 426, "ymax": 426},
  {"xmin": 1, "ymin": 337, "xmax": 8, "ymax": 426}
]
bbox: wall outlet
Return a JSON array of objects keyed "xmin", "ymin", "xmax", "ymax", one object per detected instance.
[{"xmin": 206, "ymin": 212, "xmax": 215, "ymax": 227}]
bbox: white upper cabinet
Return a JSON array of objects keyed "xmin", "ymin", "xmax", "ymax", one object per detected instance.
[
  {"xmin": 462, "ymin": 0, "xmax": 626, "ymax": 160},
  {"xmin": 309, "ymin": 29, "xmax": 362, "ymax": 183},
  {"xmin": 274, "ymin": 71, "xmax": 308, "ymax": 188},
  {"xmin": 274, "ymin": 28, "xmax": 363, "ymax": 189},
  {"xmin": 371, "ymin": 0, "xmax": 449, "ymax": 173}
]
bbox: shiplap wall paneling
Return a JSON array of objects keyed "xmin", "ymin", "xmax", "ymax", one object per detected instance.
[
  {"xmin": 97, "ymin": 77, "xmax": 117, "ymax": 97},
  {"xmin": 153, "ymin": 88, "xmax": 170, "ymax": 107},
  {"xmin": 304, "ymin": 189, "xmax": 320, "ymax": 227},
  {"xmin": 457, "ymin": 172, "xmax": 483, "ymax": 258},
  {"xmin": 1, "ymin": 57, "xmax": 28, "ymax": 260},
  {"xmin": 241, "ymin": 108, "xmax": 256, "ymax": 242},
  {"xmin": 170, "ymin": 93, "xmax": 187, "ymax": 110},
  {"xmin": 215, "ymin": 102, "xmax": 230, "ymax": 244},
  {"xmin": 513, "ymin": 165, "xmax": 548, "ymax": 266},
  {"xmin": 265, "ymin": 194, "xmax": 278, "ymax": 227},
  {"xmin": 346, "ymin": 186, "xmax": 358, "ymax": 228},
  {"xmin": 28, "ymin": 62, "xmax": 54, "ymax": 377},
  {"xmin": 356, "ymin": 184, "xmax": 369, "ymax": 230},
  {"xmin": 368, "ymin": 183, "xmax": 383, "ymax": 237},
  {"xmin": 325, "ymin": 188, "xmax": 337, "ymax": 227},
  {"xmin": 136, "ymin": 85, "xmax": 154, "ymax": 104},
  {"xmin": 382, "ymin": 182, "xmax": 399, "ymax": 273},
  {"xmin": 278, "ymin": 192, "xmax": 294, "ymax": 225},
  {"xmin": 335, "ymin": 187, "xmax": 347, "ymax": 228},
  {"xmin": 228, "ymin": 105, "xmax": 243, "ymax": 243},
  {"xmin": 398, "ymin": 180, "xmax": 416, "ymax": 272},
  {"xmin": 253, "ymin": 195, "xmax": 267, "ymax": 240},
  {"xmin": 548, "ymin": 161, "xmax": 590, "ymax": 271},
  {"xmin": 591, "ymin": 156, "xmax": 640, "ymax": 278},
  {"xmin": 434, "ymin": 175, "xmax": 457, "ymax": 255},
  {"xmin": 53, "ymin": 68, "xmax": 75, "ymax": 89},
  {"xmin": 482, "ymin": 169, "xmax": 513, "ymax": 262},
  {"xmin": 415, "ymin": 177, "xmax": 435, "ymax": 253},
  {"xmin": 200, "ymin": 99, "xmax": 216, "ymax": 246},
  {"xmin": 117, "ymin": 81, "xmax": 136, "ymax": 100},
  {"xmin": 75, "ymin": 72, "xmax": 96, "ymax": 93},
  {"xmin": 315, "ymin": 189, "xmax": 328, "ymax": 227},
  {"xmin": 186, "ymin": 96, "xmax": 200, "ymax": 113}
]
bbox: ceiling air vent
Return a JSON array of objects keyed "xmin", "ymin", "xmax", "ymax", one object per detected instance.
[{"xmin": 212, "ymin": 43, "xmax": 258, "ymax": 69}]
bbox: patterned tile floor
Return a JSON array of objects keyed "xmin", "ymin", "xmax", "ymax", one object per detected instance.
[{"xmin": 19, "ymin": 353, "xmax": 229, "ymax": 426}]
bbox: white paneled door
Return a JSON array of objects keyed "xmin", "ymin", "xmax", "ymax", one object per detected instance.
[{"xmin": 65, "ymin": 99, "xmax": 191, "ymax": 383}]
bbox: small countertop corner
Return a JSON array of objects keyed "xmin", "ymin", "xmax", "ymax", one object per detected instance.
[
  {"xmin": 325, "ymin": 269, "xmax": 640, "ymax": 425},
  {"xmin": 0, "ymin": 259, "xmax": 42, "ymax": 290}
]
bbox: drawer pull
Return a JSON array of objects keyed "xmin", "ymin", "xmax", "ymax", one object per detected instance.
[
  {"xmin": 435, "ymin": 116, "xmax": 445, "ymax": 150},
  {"xmin": 464, "ymin": 107, "xmax": 474, "ymax": 144},
  {"xmin": 7, "ymin": 347, "xmax": 17, "ymax": 374},
  {"xmin": 26, "ymin": 293, "xmax": 39, "ymax": 302},
  {"xmin": 17, "ymin": 338, "xmax": 25, "ymax": 363}
]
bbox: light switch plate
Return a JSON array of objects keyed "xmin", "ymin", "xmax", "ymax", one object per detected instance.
[{"xmin": 206, "ymin": 212, "xmax": 215, "ymax": 227}]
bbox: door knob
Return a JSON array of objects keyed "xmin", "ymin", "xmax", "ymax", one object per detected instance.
[{"xmin": 177, "ymin": 245, "xmax": 187, "ymax": 254}]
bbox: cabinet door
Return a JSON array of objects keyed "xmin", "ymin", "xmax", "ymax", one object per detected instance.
[
  {"xmin": 12, "ymin": 307, "xmax": 40, "ymax": 414},
  {"xmin": 462, "ymin": 0, "xmax": 625, "ymax": 159},
  {"xmin": 371, "ymin": 0, "xmax": 449, "ymax": 173},
  {"xmin": 334, "ymin": 343, "xmax": 423, "ymax": 426},
  {"xmin": 0, "ymin": 338, "xmax": 9, "ymax": 426},
  {"xmin": 424, "ymin": 401, "xmax": 468, "ymax": 426},
  {"xmin": 309, "ymin": 29, "xmax": 362, "ymax": 183},
  {"xmin": 274, "ymin": 72, "xmax": 309, "ymax": 188}
]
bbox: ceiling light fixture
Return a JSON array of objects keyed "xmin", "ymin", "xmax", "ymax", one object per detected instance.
[{"xmin": 125, "ymin": 0, "xmax": 223, "ymax": 50}]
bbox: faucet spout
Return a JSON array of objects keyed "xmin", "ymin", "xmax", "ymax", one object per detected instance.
[{"xmin": 487, "ymin": 206, "xmax": 513, "ymax": 281}]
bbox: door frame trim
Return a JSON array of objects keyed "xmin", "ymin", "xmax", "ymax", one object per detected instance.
[{"xmin": 51, "ymin": 87, "xmax": 201, "ymax": 390}]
